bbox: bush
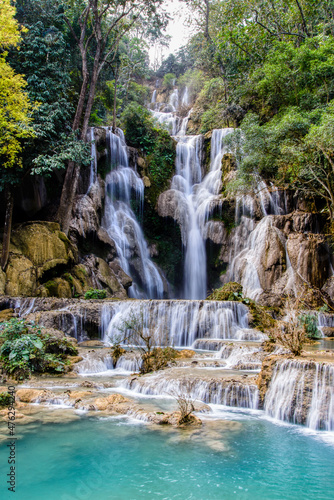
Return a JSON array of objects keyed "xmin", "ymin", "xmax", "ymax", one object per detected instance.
[
  {"xmin": 299, "ymin": 313, "xmax": 322, "ymax": 339},
  {"xmin": 207, "ymin": 282, "xmax": 243, "ymax": 301},
  {"xmin": 0, "ymin": 319, "xmax": 78, "ymax": 380},
  {"xmin": 0, "ymin": 392, "xmax": 12, "ymax": 407},
  {"xmin": 163, "ymin": 73, "xmax": 176, "ymax": 89},
  {"xmin": 121, "ymin": 103, "xmax": 176, "ymax": 200},
  {"xmin": 84, "ymin": 288, "xmax": 107, "ymax": 300}
]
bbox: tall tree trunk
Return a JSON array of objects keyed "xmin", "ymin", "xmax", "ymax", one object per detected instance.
[
  {"xmin": 56, "ymin": 161, "xmax": 81, "ymax": 236},
  {"xmin": 57, "ymin": 56, "xmax": 90, "ymax": 234},
  {"xmin": 204, "ymin": 0, "xmax": 210, "ymax": 39},
  {"xmin": 113, "ymin": 68, "xmax": 119, "ymax": 132},
  {"xmin": 1, "ymin": 187, "xmax": 14, "ymax": 271}
]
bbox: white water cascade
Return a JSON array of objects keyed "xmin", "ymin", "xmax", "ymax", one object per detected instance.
[
  {"xmin": 226, "ymin": 181, "xmax": 293, "ymax": 299},
  {"xmin": 122, "ymin": 373, "xmax": 259, "ymax": 409},
  {"xmin": 102, "ymin": 128, "xmax": 165, "ymax": 299},
  {"xmin": 101, "ymin": 299, "xmax": 266, "ymax": 347},
  {"xmin": 264, "ymin": 358, "xmax": 334, "ymax": 430},
  {"xmin": 151, "ymin": 87, "xmax": 234, "ymax": 298}
]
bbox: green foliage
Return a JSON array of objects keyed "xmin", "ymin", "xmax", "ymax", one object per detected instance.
[
  {"xmin": 299, "ymin": 313, "xmax": 322, "ymax": 339},
  {"xmin": 207, "ymin": 283, "xmax": 275, "ymax": 331},
  {"xmin": 121, "ymin": 103, "xmax": 176, "ymax": 196},
  {"xmin": 0, "ymin": 319, "xmax": 78, "ymax": 380},
  {"xmin": 162, "ymin": 73, "xmax": 176, "ymax": 89},
  {"xmin": 0, "ymin": 392, "xmax": 12, "ymax": 407},
  {"xmin": 207, "ymin": 282, "xmax": 243, "ymax": 301},
  {"xmin": 84, "ymin": 288, "xmax": 107, "ymax": 300}
]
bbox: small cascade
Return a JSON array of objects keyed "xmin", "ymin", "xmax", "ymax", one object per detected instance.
[
  {"xmin": 122, "ymin": 373, "xmax": 259, "ymax": 409},
  {"xmin": 75, "ymin": 353, "xmax": 114, "ymax": 375},
  {"xmin": 318, "ymin": 313, "xmax": 334, "ymax": 337},
  {"xmin": 264, "ymin": 358, "xmax": 334, "ymax": 430},
  {"xmin": 151, "ymin": 90, "xmax": 157, "ymax": 104},
  {"xmin": 14, "ymin": 297, "xmax": 37, "ymax": 317},
  {"xmin": 87, "ymin": 127, "xmax": 98, "ymax": 193},
  {"xmin": 217, "ymin": 344, "xmax": 263, "ymax": 370},
  {"xmin": 169, "ymin": 87, "xmax": 179, "ymax": 111},
  {"xmin": 116, "ymin": 354, "xmax": 142, "ymax": 373},
  {"xmin": 102, "ymin": 128, "xmax": 165, "ymax": 299},
  {"xmin": 226, "ymin": 179, "xmax": 295, "ymax": 299},
  {"xmin": 181, "ymin": 86, "xmax": 189, "ymax": 107},
  {"xmin": 101, "ymin": 299, "xmax": 266, "ymax": 347}
]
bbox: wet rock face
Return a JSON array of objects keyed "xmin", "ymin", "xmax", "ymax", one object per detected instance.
[{"xmin": 3, "ymin": 222, "xmax": 75, "ymax": 297}]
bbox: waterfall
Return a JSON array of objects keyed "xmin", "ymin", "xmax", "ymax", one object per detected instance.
[
  {"xmin": 102, "ymin": 128, "xmax": 165, "ymax": 299},
  {"xmin": 264, "ymin": 358, "xmax": 334, "ymax": 430},
  {"xmin": 181, "ymin": 86, "xmax": 189, "ymax": 107},
  {"xmin": 167, "ymin": 129, "xmax": 233, "ymax": 299},
  {"xmin": 226, "ymin": 179, "xmax": 293, "ymax": 299},
  {"xmin": 101, "ymin": 299, "xmax": 266, "ymax": 346},
  {"xmin": 152, "ymin": 83, "xmax": 235, "ymax": 298},
  {"xmin": 151, "ymin": 90, "xmax": 157, "ymax": 104},
  {"xmin": 169, "ymin": 87, "xmax": 179, "ymax": 111},
  {"xmin": 87, "ymin": 127, "xmax": 98, "ymax": 193},
  {"xmin": 122, "ymin": 373, "xmax": 259, "ymax": 409}
]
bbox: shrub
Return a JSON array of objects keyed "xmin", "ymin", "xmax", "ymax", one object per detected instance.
[
  {"xmin": 0, "ymin": 392, "xmax": 12, "ymax": 407},
  {"xmin": 298, "ymin": 313, "xmax": 322, "ymax": 339},
  {"xmin": 84, "ymin": 288, "xmax": 107, "ymax": 300},
  {"xmin": 121, "ymin": 103, "xmax": 176, "ymax": 200},
  {"xmin": 163, "ymin": 73, "xmax": 176, "ymax": 89},
  {"xmin": 0, "ymin": 319, "xmax": 78, "ymax": 380}
]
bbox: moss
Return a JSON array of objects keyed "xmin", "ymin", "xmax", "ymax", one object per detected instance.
[
  {"xmin": 44, "ymin": 280, "xmax": 58, "ymax": 296},
  {"xmin": 207, "ymin": 282, "xmax": 276, "ymax": 332},
  {"xmin": 207, "ymin": 282, "xmax": 243, "ymax": 301},
  {"xmin": 0, "ymin": 392, "xmax": 12, "ymax": 407}
]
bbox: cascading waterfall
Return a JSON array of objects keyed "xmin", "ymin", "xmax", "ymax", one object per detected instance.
[
  {"xmin": 226, "ymin": 180, "xmax": 294, "ymax": 299},
  {"xmin": 151, "ymin": 87, "xmax": 234, "ymax": 299},
  {"xmin": 101, "ymin": 299, "xmax": 266, "ymax": 346},
  {"xmin": 181, "ymin": 86, "xmax": 189, "ymax": 107},
  {"xmin": 122, "ymin": 374, "xmax": 259, "ymax": 409},
  {"xmin": 102, "ymin": 127, "xmax": 165, "ymax": 299},
  {"xmin": 264, "ymin": 358, "xmax": 334, "ymax": 430}
]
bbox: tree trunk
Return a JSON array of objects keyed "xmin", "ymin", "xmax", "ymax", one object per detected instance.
[
  {"xmin": 56, "ymin": 161, "xmax": 81, "ymax": 236},
  {"xmin": 204, "ymin": 0, "xmax": 210, "ymax": 39},
  {"xmin": 1, "ymin": 187, "xmax": 14, "ymax": 271},
  {"xmin": 112, "ymin": 69, "xmax": 119, "ymax": 133},
  {"xmin": 82, "ymin": 67, "xmax": 100, "ymax": 138}
]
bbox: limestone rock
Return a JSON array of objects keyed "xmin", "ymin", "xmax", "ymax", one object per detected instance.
[
  {"xmin": 70, "ymin": 195, "xmax": 100, "ymax": 237},
  {"xmin": 10, "ymin": 221, "xmax": 74, "ymax": 280},
  {"xmin": 287, "ymin": 233, "xmax": 330, "ymax": 288},
  {"xmin": 44, "ymin": 278, "xmax": 72, "ymax": 299},
  {"xmin": 322, "ymin": 277, "xmax": 334, "ymax": 302},
  {"xmin": 0, "ymin": 309, "xmax": 14, "ymax": 322},
  {"xmin": 0, "ymin": 269, "xmax": 5, "ymax": 295},
  {"xmin": 5, "ymin": 254, "xmax": 35, "ymax": 296}
]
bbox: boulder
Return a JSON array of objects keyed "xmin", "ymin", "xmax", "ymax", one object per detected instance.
[
  {"xmin": 0, "ymin": 269, "xmax": 5, "ymax": 295},
  {"xmin": 287, "ymin": 233, "xmax": 330, "ymax": 289},
  {"xmin": 5, "ymin": 254, "xmax": 36, "ymax": 296},
  {"xmin": 10, "ymin": 222, "xmax": 74, "ymax": 279}
]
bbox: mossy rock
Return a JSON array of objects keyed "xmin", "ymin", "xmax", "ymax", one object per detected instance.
[
  {"xmin": 207, "ymin": 282, "xmax": 275, "ymax": 332},
  {"xmin": 10, "ymin": 221, "xmax": 75, "ymax": 279},
  {"xmin": 207, "ymin": 282, "xmax": 243, "ymax": 301},
  {"xmin": 0, "ymin": 269, "xmax": 5, "ymax": 295},
  {"xmin": 0, "ymin": 309, "xmax": 14, "ymax": 322},
  {"xmin": 44, "ymin": 278, "xmax": 72, "ymax": 298},
  {"xmin": 5, "ymin": 254, "xmax": 36, "ymax": 296}
]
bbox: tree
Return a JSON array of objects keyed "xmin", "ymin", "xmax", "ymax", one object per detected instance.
[
  {"xmin": 111, "ymin": 308, "xmax": 174, "ymax": 374},
  {"xmin": 57, "ymin": 0, "xmax": 165, "ymax": 235},
  {"xmin": 0, "ymin": 0, "xmax": 35, "ymax": 270}
]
